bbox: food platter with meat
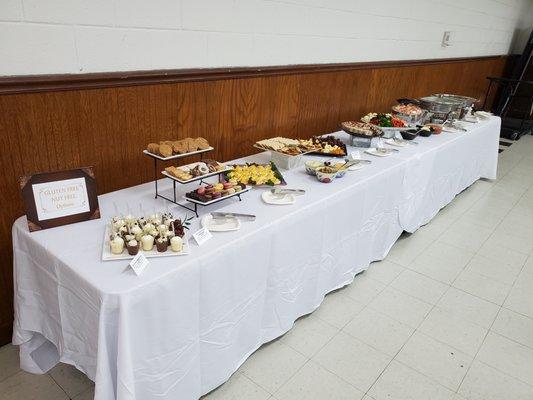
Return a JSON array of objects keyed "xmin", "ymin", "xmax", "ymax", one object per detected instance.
[
  {"xmin": 341, "ymin": 121, "xmax": 384, "ymax": 138},
  {"xmin": 301, "ymin": 136, "xmax": 347, "ymax": 157}
]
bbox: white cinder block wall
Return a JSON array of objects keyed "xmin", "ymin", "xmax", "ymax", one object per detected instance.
[{"xmin": 0, "ymin": 0, "xmax": 532, "ymax": 76}]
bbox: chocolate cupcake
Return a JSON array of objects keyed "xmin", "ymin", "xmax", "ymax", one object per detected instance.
[
  {"xmin": 156, "ymin": 237, "xmax": 168, "ymax": 252},
  {"xmin": 127, "ymin": 239, "xmax": 139, "ymax": 256}
]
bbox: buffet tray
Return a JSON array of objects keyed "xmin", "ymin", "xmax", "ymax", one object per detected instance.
[
  {"xmin": 184, "ymin": 186, "xmax": 251, "ymax": 206},
  {"xmin": 143, "ymin": 147, "xmax": 214, "ymax": 161},
  {"xmin": 102, "ymin": 226, "xmax": 190, "ymax": 261},
  {"xmin": 223, "ymin": 162, "xmax": 287, "ymax": 186},
  {"xmin": 161, "ymin": 163, "xmax": 233, "ymax": 184},
  {"xmin": 253, "ymin": 144, "xmax": 316, "ymax": 157},
  {"xmin": 341, "ymin": 127, "xmax": 384, "ymax": 139},
  {"xmin": 308, "ymin": 142, "xmax": 348, "ymax": 158}
]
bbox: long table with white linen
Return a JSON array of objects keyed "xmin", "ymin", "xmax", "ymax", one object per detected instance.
[{"xmin": 12, "ymin": 117, "xmax": 500, "ymax": 400}]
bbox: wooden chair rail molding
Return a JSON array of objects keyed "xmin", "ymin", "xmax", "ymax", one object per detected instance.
[
  {"xmin": 0, "ymin": 55, "xmax": 507, "ymax": 95},
  {"xmin": 0, "ymin": 54, "xmax": 508, "ymax": 344}
]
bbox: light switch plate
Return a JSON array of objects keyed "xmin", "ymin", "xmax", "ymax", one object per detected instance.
[{"xmin": 442, "ymin": 31, "xmax": 452, "ymax": 47}]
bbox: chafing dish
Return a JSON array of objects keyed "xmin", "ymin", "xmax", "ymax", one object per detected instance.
[{"xmin": 431, "ymin": 94, "xmax": 478, "ymax": 119}]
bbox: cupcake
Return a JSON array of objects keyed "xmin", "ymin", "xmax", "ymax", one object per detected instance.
[
  {"xmin": 170, "ymin": 236, "xmax": 183, "ymax": 252},
  {"xmin": 143, "ymin": 222, "xmax": 155, "ymax": 234},
  {"xmin": 131, "ymin": 225, "xmax": 143, "ymax": 241},
  {"xmin": 156, "ymin": 237, "xmax": 168, "ymax": 252},
  {"xmin": 158, "ymin": 224, "xmax": 169, "ymax": 236},
  {"xmin": 127, "ymin": 239, "xmax": 139, "ymax": 256},
  {"xmin": 141, "ymin": 234, "xmax": 154, "ymax": 251},
  {"xmin": 110, "ymin": 236, "xmax": 125, "ymax": 255}
]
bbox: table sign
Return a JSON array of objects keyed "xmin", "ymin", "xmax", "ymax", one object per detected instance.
[
  {"xmin": 193, "ymin": 227, "xmax": 212, "ymax": 246},
  {"xmin": 129, "ymin": 252, "xmax": 149, "ymax": 276},
  {"xmin": 19, "ymin": 167, "xmax": 100, "ymax": 232},
  {"xmin": 349, "ymin": 151, "xmax": 362, "ymax": 160}
]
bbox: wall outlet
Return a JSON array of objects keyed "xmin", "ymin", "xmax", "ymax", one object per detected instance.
[{"xmin": 442, "ymin": 31, "xmax": 452, "ymax": 47}]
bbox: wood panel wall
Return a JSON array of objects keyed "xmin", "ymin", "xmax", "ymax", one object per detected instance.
[{"xmin": 0, "ymin": 55, "xmax": 508, "ymax": 344}]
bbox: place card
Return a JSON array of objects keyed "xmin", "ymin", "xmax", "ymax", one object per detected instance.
[
  {"xmin": 129, "ymin": 252, "xmax": 149, "ymax": 276},
  {"xmin": 193, "ymin": 227, "xmax": 212, "ymax": 246},
  {"xmin": 349, "ymin": 150, "xmax": 362, "ymax": 160}
]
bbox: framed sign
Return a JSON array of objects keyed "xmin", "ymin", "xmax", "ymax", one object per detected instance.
[{"xmin": 19, "ymin": 167, "xmax": 100, "ymax": 232}]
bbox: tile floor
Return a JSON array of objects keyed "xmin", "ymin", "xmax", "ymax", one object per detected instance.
[{"xmin": 2, "ymin": 136, "xmax": 533, "ymax": 400}]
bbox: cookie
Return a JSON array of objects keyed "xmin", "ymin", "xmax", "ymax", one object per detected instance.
[
  {"xmin": 172, "ymin": 140, "xmax": 188, "ymax": 154},
  {"xmin": 184, "ymin": 138, "xmax": 197, "ymax": 153},
  {"xmin": 147, "ymin": 143, "xmax": 160, "ymax": 155},
  {"xmin": 195, "ymin": 137, "xmax": 210, "ymax": 150},
  {"xmin": 159, "ymin": 143, "xmax": 173, "ymax": 157}
]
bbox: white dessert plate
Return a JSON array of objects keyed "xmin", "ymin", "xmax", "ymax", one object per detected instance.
[
  {"xmin": 365, "ymin": 148, "xmax": 394, "ymax": 157},
  {"xmin": 201, "ymin": 214, "xmax": 241, "ymax": 232},
  {"xmin": 184, "ymin": 186, "xmax": 251, "ymax": 205},
  {"xmin": 143, "ymin": 147, "xmax": 214, "ymax": 161},
  {"xmin": 162, "ymin": 163, "xmax": 232, "ymax": 184},
  {"xmin": 261, "ymin": 191, "xmax": 296, "ymax": 205},
  {"xmin": 347, "ymin": 160, "xmax": 369, "ymax": 171},
  {"xmin": 384, "ymin": 138, "xmax": 409, "ymax": 147},
  {"xmin": 102, "ymin": 226, "xmax": 190, "ymax": 261}
]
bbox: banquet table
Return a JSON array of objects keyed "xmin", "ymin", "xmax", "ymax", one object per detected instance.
[{"xmin": 12, "ymin": 117, "xmax": 500, "ymax": 400}]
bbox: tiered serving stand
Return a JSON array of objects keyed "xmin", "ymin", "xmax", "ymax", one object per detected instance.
[{"xmin": 143, "ymin": 147, "xmax": 248, "ymax": 217}]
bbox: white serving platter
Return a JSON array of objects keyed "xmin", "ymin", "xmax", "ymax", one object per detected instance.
[
  {"xmin": 365, "ymin": 148, "xmax": 395, "ymax": 157},
  {"xmin": 161, "ymin": 162, "xmax": 232, "ymax": 184},
  {"xmin": 102, "ymin": 226, "xmax": 190, "ymax": 261},
  {"xmin": 347, "ymin": 160, "xmax": 369, "ymax": 171},
  {"xmin": 201, "ymin": 214, "xmax": 241, "ymax": 231},
  {"xmin": 183, "ymin": 186, "xmax": 252, "ymax": 206},
  {"xmin": 261, "ymin": 191, "xmax": 296, "ymax": 205},
  {"xmin": 143, "ymin": 147, "xmax": 214, "ymax": 161}
]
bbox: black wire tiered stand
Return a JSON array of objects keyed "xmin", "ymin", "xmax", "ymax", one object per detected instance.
[{"xmin": 143, "ymin": 147, "xmax": 248, "ymax": 217}]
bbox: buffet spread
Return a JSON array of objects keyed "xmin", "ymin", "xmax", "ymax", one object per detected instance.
[{"xmin": 12, "ymin": 93, "xmax": 501, "ymax": 400}]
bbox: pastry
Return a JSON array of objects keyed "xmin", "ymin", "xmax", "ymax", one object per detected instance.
[
  {"xmin": 143, "ymin": 222, "xmax": 155, "ymax": 233},
  {"xmin": 184, "ymin": 137, "xmax": 197, "ymax": 152},
  {"xmin": 159, "ymin": 143, "xmax": 173, "ymax": 157},
  {"xmin": 147, "ymin": 143, "xmax": 160, "ymax": 154},
  {"xmin": 110, "ymin": 236, "xmax": 125, "ymax": 255},
  {"xmin": 141, "ymin": 235, "xmax": 154, "ymax": 251},
  {"xmin": 170, "ymin": 236, "xmax": 183, "ymax": 252},
  {"xmin": 195, "ymin": 137, "xmax": 210, "ymax": 150},
  {"xmin": 172, "ymin": 140, "xmax": 188, "ymax": 154},
  {"xmin": 131, "ymin": 225, "xmax": 143, "ymax": 241},
  {"xmin": 127, "ymin": 239, "xmax": 139, "ymax": 256},
  {"xmin": 156, "ymin": 237, "xmax": 168, "ymax": 252}
]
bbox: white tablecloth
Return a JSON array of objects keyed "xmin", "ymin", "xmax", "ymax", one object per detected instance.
[{"xmin": 12, "ymin": 117, "xmax": 500, "ymax": 400}]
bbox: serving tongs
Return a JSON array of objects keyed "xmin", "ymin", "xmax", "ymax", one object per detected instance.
[
  {"xmin": 443, "ymin": 120, "xmax": 467, "ymax": 132},
  {"xmin": 377, "ymin": 147, "xmax": 399, "ymax": 153},
  {"xmin": 270, "ymin": 188, "xmax": 306, "ymax": 196},
  {"xmin": 211, "ymin": 212, "xmax": 256, "ymax": 221}
]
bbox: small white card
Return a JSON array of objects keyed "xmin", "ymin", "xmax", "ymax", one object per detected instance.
[
  {"xmin": 349, "ymin": 151, "xmax": 361, "ymax": 160},
  {"xmin": 129, "ymin": 252, "xmax": 149, "ymax": 276},
  {"xmin": 193, "ymin": 227, "xmax": 212, "ymax": 246}
]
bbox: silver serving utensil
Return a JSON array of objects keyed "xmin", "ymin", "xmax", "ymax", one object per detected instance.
[
  {"xmin": 211, "ymin": 212, "xmax": 256, "ymax": 221},
  {"xmin": 379, "ymin": 147, "xmax": 399, "ymax": 153},
  {"xmin": 351, "ymin": 159, "xmax": 372, "ymax": 164},
  {"xmin": 271, "ymin": 188, "xmax": 306, "ymax": 195}
]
